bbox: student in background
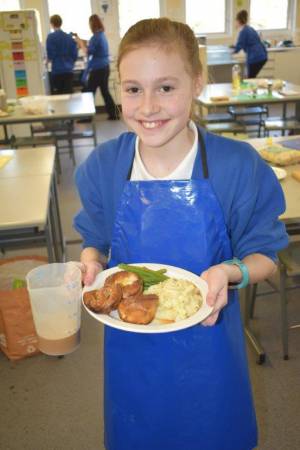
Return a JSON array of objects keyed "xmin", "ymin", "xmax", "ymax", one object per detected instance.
[
  {"xmin": 76, "ymin": 14, "xmax": 119, "ymax": 120},
  {"xmin": 46, "ymin": 14, "xmax": 78, "ymax": 94},
  {"xmin": 233, "ymin": 9, "xmax": 268, "ymax": 78},
  {"xmin": 74, "ymin": 18, "xmax": 287, "ymax": 450}
]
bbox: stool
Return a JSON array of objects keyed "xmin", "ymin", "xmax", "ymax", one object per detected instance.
[
  {"xmin": 263, "ymin": 118, "xmax": 300, "ymax": 136},
  {"xmin": 197, "ymin": 112, "xmax": 234, "ymax": 124},
  {"xmin": 205, "ymin": 122, "xmax": 247, "ymax": 135},
  {"xmin": 247, "ymin": 241, "xmax": 300, "ymax": 360},
  {"xmin": 228, "ymin": 105, "xmax": 269, "ymax": 119}
]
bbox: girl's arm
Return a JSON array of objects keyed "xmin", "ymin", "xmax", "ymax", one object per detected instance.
[
  {"xmin": 233, "ymin": 28, "xmax": 247, "ymax": 53},
  {"xmin": 201, "ymin": 253, "xmax": 276, "ymax": 326},
  {"xmin": 75, "ymin": 35, "xmax": 88, "ymax": 54},
  {"xmin": 80, "ymin": 246, "xmax": 108, "ymax": 285}
]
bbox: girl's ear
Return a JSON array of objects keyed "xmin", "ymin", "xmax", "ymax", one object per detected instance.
[{"xmin": 194, "ymin": 75, "xmax": 203, "ymax": 97}]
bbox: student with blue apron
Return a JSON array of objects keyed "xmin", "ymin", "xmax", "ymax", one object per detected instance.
[
  {"xmin": 103, "ymin": 130, "xmax": 257, "ymax": 450},
  {"xmin": 74, "ymin": 17, "xmax": 287, "ymax": 450}
]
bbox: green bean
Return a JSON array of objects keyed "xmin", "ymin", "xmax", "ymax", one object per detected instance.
[{"xmin": 118, "ymin": 263, "xmax": 168, "ymax": 287}]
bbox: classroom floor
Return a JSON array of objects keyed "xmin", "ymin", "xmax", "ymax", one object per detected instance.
[{"xmin": 1, "ymin": 112, "xmax": 300, "ymax": 450}]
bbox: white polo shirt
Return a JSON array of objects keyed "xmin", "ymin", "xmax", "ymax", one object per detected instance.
[{"xmin": 131, "ymin": 121, "xmax": 198, "ymax": 181}]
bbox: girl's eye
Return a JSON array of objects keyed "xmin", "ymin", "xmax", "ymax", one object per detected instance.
[
  {"xmin": 160, "ymin": 85, "xmax": 174, "ymax": 93},
  {"xmin": 126, "ymin": 87, "xmax": 140, "ymax": 94}
]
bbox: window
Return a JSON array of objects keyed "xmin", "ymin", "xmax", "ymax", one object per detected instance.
[
  {"xmin": 0, "ymin": 0, "xmax": 20, "ymax": 11},
  {"xmin": 47, "ymin": 0, "xmax": 92, "ymax": 40},
  {"xmin": 118, "ymin": 0, "xmax": 160, "ymax": 37},
  {"xmin": 250, "ymin": 0, "xmax": 290, "ymax": 30},
  {"xmin": 186, "ymin": 0, "xmax": 227, "ymax": 35}
]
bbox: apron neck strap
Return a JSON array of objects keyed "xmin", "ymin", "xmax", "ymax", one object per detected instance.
[
  {"xmin": 126, "ymin": 126, "xmax": 209, "ymax": 180},
  {"xmin": 197, "ymin": 127, "xmax": 209, "ymax": 179}
]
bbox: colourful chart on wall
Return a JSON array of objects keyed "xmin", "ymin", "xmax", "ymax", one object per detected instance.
[{"xmin": 10, "ymin": 40, "xmax": 28, "ymax": 97}]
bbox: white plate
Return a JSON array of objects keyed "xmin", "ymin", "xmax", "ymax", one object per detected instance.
[
  {"xmin": 271, "ymin": 166, "xmax": 287, "ymax": 180},
  {"xmin": 82, "ymin": 263, "xmax": 212, "ymax": 333}
]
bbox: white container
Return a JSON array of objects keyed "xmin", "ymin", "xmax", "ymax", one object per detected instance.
[
  {"xmin": 26, "ymin": 263, "xmax": 82, "ymax": 356},
  {"xmin": 19, "ymin": 95, "xmax": 49, "ymax": 115}
]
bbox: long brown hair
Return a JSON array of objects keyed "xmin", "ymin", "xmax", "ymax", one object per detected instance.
[
  {"xmin": 89, "ymin": 14, "xmax": 105, "ymax": 34},
  {"xmin": 117, "ymin": 17, "xmax": 202, "ymax": 79}
]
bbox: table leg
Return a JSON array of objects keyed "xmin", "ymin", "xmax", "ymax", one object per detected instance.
[
  {"xmin": 45, "ymin": 215, "xmax": 55, "ymax": 263},
  {"xmin": 243, "ymin": 285, "xmax": 266, "ymax": 364},
  {"xmin": 50, "ymin": 174, "xmax": 65, "ymax": 261},
  {"xmin": 92, "ymin": 118, "xmax": 97, "ymax": 147}
]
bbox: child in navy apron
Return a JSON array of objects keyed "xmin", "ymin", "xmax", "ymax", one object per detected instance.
[{"xmin": 74, "ymin": 18, "xmax": 288, "ymax": 450}]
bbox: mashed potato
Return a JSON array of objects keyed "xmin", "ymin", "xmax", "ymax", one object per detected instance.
[{"xmin": 146, "ymin": 278, "xmax": 202, "ymax": 323}]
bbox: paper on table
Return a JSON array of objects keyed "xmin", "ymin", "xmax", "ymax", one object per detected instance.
[
  {"xmin": 279, "ymin": 90, "xmax": 300, "ymax": 97},
  {"xmin": 45, "ymin": 95, "xmax": 71, "ymax": 101},
  {"xmin": 279, "ymin": 139, "xmax": 300, "ymax": 150},
  {"xmin": 0, "ymin": 155, "xmax": 13, "ymax": 169}
]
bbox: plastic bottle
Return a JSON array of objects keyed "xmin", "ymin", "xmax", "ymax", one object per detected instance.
[{"xmin": 232, "ymin": 64, "xmax": 241, "ymax": 90}]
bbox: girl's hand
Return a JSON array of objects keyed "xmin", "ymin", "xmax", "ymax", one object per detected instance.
[
  {"xmin": 81, "ymin": 261, "xmax": 103, "ymax": 286},
  {"xmin": 200, "ymin": 265, "xmax": 229, "ymax": 326}
]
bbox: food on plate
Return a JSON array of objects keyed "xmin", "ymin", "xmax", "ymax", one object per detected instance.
[
  {"xmin": 146, "ymin": 278, "xmax": 203, "ymax": 323},
  {"xmin": 104, "ymin": 270, "xmax": 143, "ymax": 298},
  {"xmin": 83, "ymin": 265, "xmax": 203, "ymax": 326},
  {"xmin": 118, "ymin": 263, "xmax": 168, "ymax": 288},
  {"xmin": 83, "ymin": 284, "xmax": 122, "ymax": 313},
  {"xmin": 260, "ymin": 147, "xmax": 300, "ymax": 166},
  {"xmin": 118, "ymin": 294, "xmax": 159, "ymax": 324}
]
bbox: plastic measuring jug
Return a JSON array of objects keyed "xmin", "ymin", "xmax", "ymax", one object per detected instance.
[{"xmin": 26, "ymin": 262, "xmax": 82, "ymax": 356}]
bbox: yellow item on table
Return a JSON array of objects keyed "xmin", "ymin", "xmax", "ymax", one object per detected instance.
[
  {"xmin": 291, "ymin": 169, "xmax": 300, "ymax": 182},
  {"xmin": 0, "ymin": 155, "xmax": 13, "ymax": 169},
  {"xmin": 259, "ymin": 145, "xmax": 300, "ymax": 166}
]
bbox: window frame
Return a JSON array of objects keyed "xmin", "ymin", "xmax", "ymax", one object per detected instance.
[
  {"xmin": 185, "ymin": 0, "xmax": 232, "ymax": 38},
  {"xmin": 248, "ymin": 0, "xmax": 296, "ymax": 34},
  {"xmin": 118, "ymin": 0, "xmax": 161, "ymax": 38},
  {"xmin": 46, "ymin": 0, "xmax": 93, "ymax": 40}
]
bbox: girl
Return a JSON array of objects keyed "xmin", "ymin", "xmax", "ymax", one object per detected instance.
[
  {"xmin": 76, "ymin": 14, "xmax": 119, "ymax": 120},
  {"xmin": 233, "ymin": 9, "xmax": 268, "ymax": 78},
  {"xmin": 74, "ymin": 18, "xmax": 288, "ymax": 450}
]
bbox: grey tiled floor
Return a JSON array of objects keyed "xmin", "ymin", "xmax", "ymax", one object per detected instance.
[{"xmin": 1, "ymin": 113, "xmax": 300, "ymax": 450}]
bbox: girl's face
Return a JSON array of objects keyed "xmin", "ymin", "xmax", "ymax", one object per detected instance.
[{"xmin": 119, "ymin": 45, "xmax": 201, "ymax": 153}]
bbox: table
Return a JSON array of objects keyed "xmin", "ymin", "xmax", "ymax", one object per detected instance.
[
  {"xmin": 0, "ymin": 92, "xmax": 97, "ymax": 146},
  {"xmin": 196, "ymin": 82, "xmax": 300, "ymax": 119},
  {"xmin": 244, "ymin": 135, "xmax": 300, "ymax": 363},
  {"xmin": 0, "ymin": 146, "xmax": 65, "ymax": 262}
]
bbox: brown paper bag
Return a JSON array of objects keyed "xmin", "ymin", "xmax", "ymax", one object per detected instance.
[{"xmin": 0, "ymin": 256, "xmax": 47, "ymax": 361}]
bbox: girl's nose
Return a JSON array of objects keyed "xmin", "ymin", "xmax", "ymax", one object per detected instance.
[{"xmin": 140, "ymin": 92, "xmax": 160, "ymax": 116}]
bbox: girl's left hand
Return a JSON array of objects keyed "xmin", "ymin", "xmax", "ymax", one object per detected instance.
[{"xmin": 200, "ymin": 265, "xmax": 229, "ymax": 326}]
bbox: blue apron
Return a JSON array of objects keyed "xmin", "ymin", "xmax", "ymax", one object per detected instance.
[{"xmin": 104, "ymin": 131, "xmax": 257, "ymax": 450}]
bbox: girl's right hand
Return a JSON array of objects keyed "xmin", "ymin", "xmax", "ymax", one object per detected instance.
[{"xmin": 80, "ymin": 261, "xmax": 103, "ymax": 286}]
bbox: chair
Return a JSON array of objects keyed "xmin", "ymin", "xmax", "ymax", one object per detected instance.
[{"xmin": 246, "ymin": 241, "xmax": 300, "ymax": 360}]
